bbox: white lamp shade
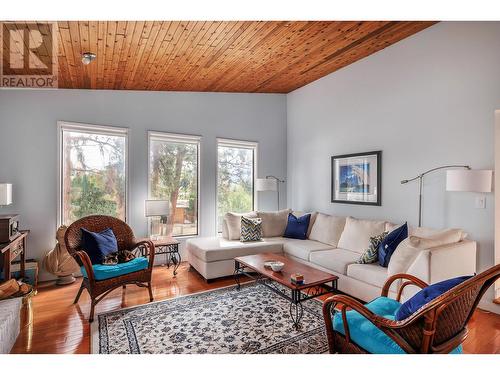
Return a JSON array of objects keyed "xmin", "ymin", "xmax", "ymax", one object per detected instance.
[
  {"xmin": 255, "ymin": 178, "xmax": 278, "ymax": 192},
  {"xmin": 145, "ymin": 200, "xmax": 170, "ymax": 217},
  {"xmin": 446, "ymin": 170, "xmax": 492, "ymax": 193},
  {"xmin": 0, "ymin": 184, "xmax": 12, "ymax": 205}
]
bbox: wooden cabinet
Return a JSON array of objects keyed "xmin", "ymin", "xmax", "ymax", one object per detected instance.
[{"xmin": 0, "ymin": 230, "xmax": 29, "ymax": 282}]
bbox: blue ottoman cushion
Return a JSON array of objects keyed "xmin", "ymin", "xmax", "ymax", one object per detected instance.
[
  {"xmin": 333, "ymin": 296, "xmax": 462, "ymax": 354},
  {"xmin": 80, "ymin": 257, "xmax": 149, "ymax": 281}
]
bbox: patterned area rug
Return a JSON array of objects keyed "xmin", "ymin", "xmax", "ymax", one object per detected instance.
[{"xmin": 91, "ymin": 282, "xmax": 328, "ymax": 354}]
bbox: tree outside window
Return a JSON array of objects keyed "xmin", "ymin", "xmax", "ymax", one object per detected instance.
[
  {"xmin": 60, "ymin": 125, "xmax": 127, "ymax": 226},
  {"xmin": 149, "ymin": 134, "xmax": 199, "ymax": 237},
  {"xmin": 217, "ymin": 141, "xmax": 256, "ymax": 232}
]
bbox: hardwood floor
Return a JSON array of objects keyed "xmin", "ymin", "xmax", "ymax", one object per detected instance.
[{"xmin": 10, "ymin": 263, "xmax": 500, "ymax": 354}]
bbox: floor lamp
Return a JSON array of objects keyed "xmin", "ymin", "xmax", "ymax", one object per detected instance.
[
  {"xmin": 256, "ymin": 176, "xmax": 285, "ymax": 210},
  {"xmin": 401, "ymin": 165, "xmax": 492, "ymax": 226}
]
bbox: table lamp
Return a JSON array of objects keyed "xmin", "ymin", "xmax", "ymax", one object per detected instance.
[
  {"xmin": 0, "ymin": 183, "xmax": 12, "ymax": 206},
  {"xmin": 145, "ymin": 200, "xmax": 170, "ymax": 239}
]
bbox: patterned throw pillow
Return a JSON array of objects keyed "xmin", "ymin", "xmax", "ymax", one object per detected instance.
[
  {"xmin": 357, "ymin": 231, "xmax": 388, "ymax": 264},
  {"xmin": 240, "ymin": 216, "xmax": 263, "ymax": 242}
]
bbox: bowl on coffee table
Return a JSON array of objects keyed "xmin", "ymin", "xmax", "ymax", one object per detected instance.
[{"xmin": 270, "ymin": 261, "xmax": 285, "ymax": 272}]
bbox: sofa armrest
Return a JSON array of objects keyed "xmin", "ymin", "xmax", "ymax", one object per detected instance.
[
  {"xmin": 407, "ymin": 240, "xmax": 477, "ymax": 283},
  {"xmin": 402, "ymin": 240, "xmax": 476, "ymax": 300},
  {"xmin": 428, "ymin": 239, "xmax": 477, "ymax": 284}
]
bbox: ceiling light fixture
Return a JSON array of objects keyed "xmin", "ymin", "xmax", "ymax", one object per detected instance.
[{"xmin": 81, "ymin": 52, "xmax": 96, "ymax": 65}]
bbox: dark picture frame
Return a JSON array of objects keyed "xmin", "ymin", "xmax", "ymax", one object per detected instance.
[{"xmin": 331, "ymin": 151, "xmax": 382, "ymax": 206}]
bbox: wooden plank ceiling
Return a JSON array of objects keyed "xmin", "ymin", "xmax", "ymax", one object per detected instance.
[{"xmin": 49, "ymin": 21, "xmax": 435, "ymax": 92}]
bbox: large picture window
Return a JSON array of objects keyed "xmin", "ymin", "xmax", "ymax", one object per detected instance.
[
  {"xmin": 217, "ymin": 139, "xmax": 257, "ymax": 233},
  {"xmin": 58, "ymin": 122, "xmax": 128, "ymax": 226},
  {"xmin": 148, "ymin": 132, "xmax": 200, "ymax": 237}
]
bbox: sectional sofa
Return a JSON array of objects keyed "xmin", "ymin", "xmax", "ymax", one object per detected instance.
[{"xmin": 186, "ymin": 210, "xmax": 477, "ymax": 302}]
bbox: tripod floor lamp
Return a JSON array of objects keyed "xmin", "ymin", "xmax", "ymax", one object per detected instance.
[
  {"xmin": 256, "ymin": 176, "xmax": 285, "ymax": 210},
  {"xmin": 401, "ymin": 165, "xmax": 492, "ymax": 227}
]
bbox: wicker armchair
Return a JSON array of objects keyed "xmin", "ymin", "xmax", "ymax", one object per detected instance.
[
  {"xmin": 323, "ymin": 264, "xmax": 500, "ymax": 354},
  {"xmin": 64, "ymin": 215, "xmax": 155, "ymax": 322}
]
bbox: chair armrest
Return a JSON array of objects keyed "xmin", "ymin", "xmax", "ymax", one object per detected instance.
[
  {"xmin": 323, "ymin": 294, "xmax": 378, "ymax": 344},
  {"xmin": 382, "ymin": 273, "xmax": 428, "ymax": 301},
  {"xmin": 132, "ymin": 239, "xmax": 155, "ymax": 269},
  {"xmin": 75, "ymin": 250, "xmax": 95, "ymax": 284}
]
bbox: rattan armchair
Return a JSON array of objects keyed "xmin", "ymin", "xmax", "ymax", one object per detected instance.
[
  {"xmin": 64, "ymin": 215, "xmax": 155, "ymax": 322},
  {"xmin": 323, "ymin": 264, "xmax": 500, "ymax": 354}
]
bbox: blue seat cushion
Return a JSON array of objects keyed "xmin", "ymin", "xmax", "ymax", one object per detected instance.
[
  {"xmin": 81, "ymin": 257, "xmax": 149, "ymax": 281},
  {"xmin": 333, "ymin": 296, "xmax": 462, "ymax": 354}
]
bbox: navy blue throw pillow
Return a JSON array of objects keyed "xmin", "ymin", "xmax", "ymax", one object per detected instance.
[
  {"xmin": 378, "ymin": 222, "xmax": 408, "ymax": 267},
  {"xmin": 283, "ymin": 213, "xmax": 311, "ymax": 240},
  {"xmin": 81, "ymin": 227, "xmax": 118, "ymax": 264},
  {"xmin": 395, "ymin": 275, "xmax": 472, "ymax": 320}
]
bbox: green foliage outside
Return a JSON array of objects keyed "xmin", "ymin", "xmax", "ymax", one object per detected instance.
[
  {"xmin": 63, "ymin": 132, "xmax": 126, "ymax": 226},
  {"xmin": 63, "ymin": 132, "xmax": 254, "ymax": 236},
  {"xmin": 217, "ymin": 146, "xmax": 254, "ymax": 231},
  {"xmin": 150, "ymin": 141, "xmax": 198, "ymax": 236},
  {"xmin": 71, "ymin": 174, "xmax": 118, "ymax": 219}
]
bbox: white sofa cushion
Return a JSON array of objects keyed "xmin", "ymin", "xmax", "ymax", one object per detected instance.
[
  {"xmin": 387, "ymin": 238, "xmax": 420, "ymax": 277},
  {"xmin": 308, "ymin": 213, "xmax": 346, "ymax": 247},
  {"xmin": 224, "ymin": 211, "xmax": 257, "ymax": 240},
  {"xmin": 187, "ymin": 237, "xmax": 282, "ymax": 262},
  {"xmin": 282, "ymin": 238, "xmax": 333, "ymax": 261},
  {"xmin": 309, "ymin": 248, "xmax": 360, "ymax": 275},
  {"xmin": 385, "ymin": 222, "xmax": 400, "ymax": 232},
  {"xmin": 337, "ymin": 217, "xmax": 386, "ymax": 254},
  {"xmin": 410, "ymin": 226, "xmax": 467, "ymax": 240},
  {"xmin": 221, "ymin": 219, "xmax": 230, "ymax": 239},
  {"xmin": 408, "ymin": 229, "xmax": 465, "ymax": 248},
  {"xmin": 257, "ymin": 209, "xmax": 291, "ymax": 237},
  {"xmin": 347, "ymin": 263, "xmax": 398, "ymax": 292}
]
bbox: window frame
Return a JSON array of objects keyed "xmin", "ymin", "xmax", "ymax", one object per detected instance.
[
  {"xmin": 57, "ymin": 121, "xmax": 129, "ymax": 227},
  {"xmin": 147, "ymin": 131, "xmax": 201, "ymax": 238},
  {"xmin": 216, "ymin": 138, "xmax": 258, "ymax": 235}
]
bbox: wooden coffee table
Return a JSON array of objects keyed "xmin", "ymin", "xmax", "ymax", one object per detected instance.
[{"xmin": 234, "ymin": 253, "xmax": 338, "ymax": 330}]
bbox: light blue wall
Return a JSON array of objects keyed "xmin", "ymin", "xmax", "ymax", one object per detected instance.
[
  {"xmin": 0, "ymin": 89, "xmax": 287, "ymax": 279},
  {"xmin": 287, "ymin": 22, "xmax": 500, "ymax": 312},
  {"xmin": 1, "ymin": 22, "xmax": 499, "ymax": 313}
]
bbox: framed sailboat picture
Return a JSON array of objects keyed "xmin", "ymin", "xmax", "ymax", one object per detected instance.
[{"xmin": 331, "ymin": 151, "xmax": 381, "ymax": 206}]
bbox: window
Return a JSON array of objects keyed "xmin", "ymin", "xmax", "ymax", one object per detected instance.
[
  {"xmin": 148, "ymin": 132, "xmax": 200, "ymax": 237},
  {"xmin": 58, "ymin": 122, "xmax": 128, "ymax": 226},
  {"xmin": 217, "ymin": 139, "xmax": 257, "ymax": 233}
]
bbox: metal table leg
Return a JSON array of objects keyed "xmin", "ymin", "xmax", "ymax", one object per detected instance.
[
  {"xmin": 170, "ymin": 249, "xmax": 181, "ymax": 276},
  {"xmin": 234, "ymin": 260, "xmax": 242, "ymax": 290},
  {"xmin": 290, "ymin": 289, "xmax": 304, "ymax": 330}
]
